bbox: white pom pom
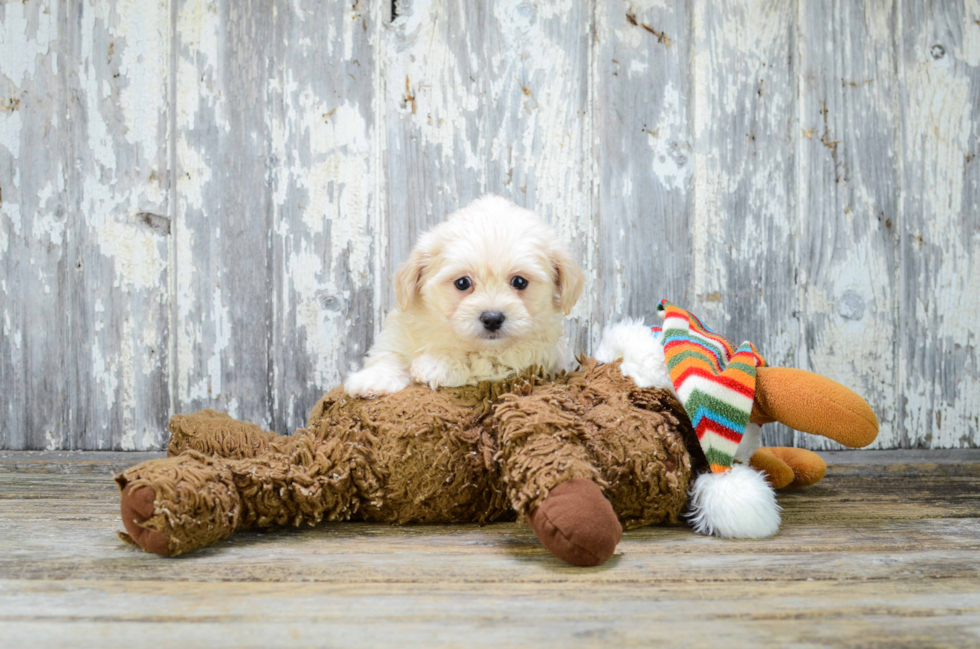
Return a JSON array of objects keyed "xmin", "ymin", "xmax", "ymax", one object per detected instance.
[{"xmin": 687, "ymin": 465, "xmax": 781, "ymax": 539}]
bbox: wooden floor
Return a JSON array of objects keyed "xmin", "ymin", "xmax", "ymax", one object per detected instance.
[{"xmin": 1, "ymin": 451, "xmax": 979, "ymax": 648}]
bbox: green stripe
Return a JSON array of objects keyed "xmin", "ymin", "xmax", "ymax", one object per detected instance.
[
  {"xmin": 685, "ymin": 390, "xmax": 751, "ymax": 427},
  {"xmin": 724, "ymin": 361, "xmax": 758, "ymax": 377},
  {"xmin": 704, "ymin": 447, "xmax": 735, "ymax": 468},
  {"xmin": 662, "ymin": 325, "xmax": 690, "ymax": 339},
  {"xmin": 665, "ymin": 348, "xmax": 723, "ymax": 372}
]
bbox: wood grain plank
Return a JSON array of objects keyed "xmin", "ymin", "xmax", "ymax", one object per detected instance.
[
  {"xmin": 796, "ymin": 0, "xmax": 902, "ymax": 450},
  {"xmin": 268, "ymin": 0, "xmax": 382, "ymax": 432},
  {"xmin": 690, "ymin": 0, "xmax": 799, "ymax": 446},
  {"xmin": 1, "ymin": 579, "xmax": 979, "ymax": 649},
  {"xmin": 483, "ymin": 0, "xmax": 593, "ymax": 350},
  {"xmin": 592, "ymin": 0, "xmax": 694, "ymax": 345},
  {"xmin": 4, "ymin": 487, "xmax": 980, "ymax": 577},
  {"xmin": 1, "ymin": 452, "xmax": 979, "ymax": 647},
  {"xmin": 898, "ymin": 2, "xmax": 980, "ymax": 449},
  {"xmin": 0, "ymin": 1, "xmax": 72, "ymax": 449},
  {"xmin": 2, "ymin": 458, "xmax": 979, "ymax": 584},
  {"xmin": 68, "ymin": 0, "xmax": 173, "ymax": 450},
  {"xmin": 172, "ymin": 0, "xmax": 276, "ymax": 428}
]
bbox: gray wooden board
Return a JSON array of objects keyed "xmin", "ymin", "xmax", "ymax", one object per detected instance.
[
  {"xmin": 592, "ymin": 1, "xmax": 694, "ymax": 349},
  {"xmin": 2, "ymin": 1, "xmax": 979, "ymax": 450},
  {"xmin": 172, "ymin": 0, "xmax": 278, "ymax": 430},
  {"xmin": 0, "ymin": 451, "xmax": 979, "ymax": 647},
  {"xmin": 68, "ymin": 0, "xmax": 173, "ymax": 451},
  {"xmin": 898, "ymin": 2, "xmax": 980, "ymax": 449},
  {"xmin": 798, "ymin": 0, "xmax": 902, "ymax": 451},
  {"xmin": 0, "ymin": 1, "xmax": 73, "ymax": 450}
]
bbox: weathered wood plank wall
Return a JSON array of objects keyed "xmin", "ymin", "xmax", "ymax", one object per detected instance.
[{"xmin": 1, "ymin": 0, "xmax": 978, "ymax": 450}]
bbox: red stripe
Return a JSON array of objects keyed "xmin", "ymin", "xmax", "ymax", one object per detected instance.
[
  {"xmin": 673, "ymin": 367, "xmax": 756, "ymax": 399},
  {"xmin": 695, "ymin": 419, "xmax": 744, "ymax": 444}
]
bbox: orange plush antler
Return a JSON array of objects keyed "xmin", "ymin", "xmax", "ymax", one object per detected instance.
[{"xmin": 750, "ymin": 367, "xmax": 879, "ymax": 447}]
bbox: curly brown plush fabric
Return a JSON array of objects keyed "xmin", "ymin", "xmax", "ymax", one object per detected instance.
[{"xmin": 116, "ymin": 360, "xmax": 696, "ymax": 559}]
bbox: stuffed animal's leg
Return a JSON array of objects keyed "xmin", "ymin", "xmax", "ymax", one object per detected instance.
[
  {"xmin": 495, "ymin": 390, "xmax": 621, "ymax": 567},
  {"xmin": 749, "ymin": 446, "xmax": 827, "ymax": 488},
  {"xmin": 117, "ymin": 434, "xmax": 359, "ymax": 556},
  {"xmin": 751, "ymin": 368, "xmax": 879, "ymax": 447},
  {"xmin": 167, "ymin": 409, "xmax": 282, "ymax": 458},
  {"xmin": 117, "ymin": 452, "xmax": 242, "ymax": 555}
]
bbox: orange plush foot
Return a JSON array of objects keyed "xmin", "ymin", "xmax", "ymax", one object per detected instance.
[
  {"xmin": 748, "ymin": 447, "xmax": 795, "ymax": 489},
  {"xmin": 752, "ymin": 367, "xmax": 879, "ymax": 448},
  {"xmin": 529, "ymin": 479, "xmax": 622, "ymax": 567},
  {"xmin": 750, "ymin": 446, "xmax": 827, "ymax": 488}
]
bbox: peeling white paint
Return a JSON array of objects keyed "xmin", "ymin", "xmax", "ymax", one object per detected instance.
[
  {"xmin": 276, "ymin": 80, "xmax": 374, "ymax": 389},
  {"xmin": 0, "ymin": 109, "xmax": 23, "ymax": 161},
  {"xmin": 648, "ymin": 83, "xmax": 691, "ymax": 191},
  {"xmin": 0, "ymin": 201, "xmax": 19, "ymax": 257},
  {"xmin": 96, "ymin": 217, "xmax": 167, "ymax": 290},
  {"xmin": 174, "ymin": 0, "xmax": 235, "ymax": 416},
  {"xmin": 0, "ymin": 2, "xmax": 58, "ymax": 87},
  {"xmin": 114, "ymin": 0, "xmax": 170, "ymax": 172},
  {"xmin": 117, "ymin": 316, "xmax": 138, "ymax": 449},
  {"xmin": 91, "ymin": 339, "xmax": 120, "ymax": 413},
  {"xmin": 386, "ymin": 0, "xmax": 484, "ymax": 175},
  {"xmin": 287, "ymin": 248, "xmax": 339, "ymax": 389}
]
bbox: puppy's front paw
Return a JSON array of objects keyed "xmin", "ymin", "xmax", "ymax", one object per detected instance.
[
  {"xmin": 344, "ymin": 364, "xmax": 411, "ymax": 398},
  {"xmin": 410, "ymin": 354, "xmax": 469, "ymax": 389}
]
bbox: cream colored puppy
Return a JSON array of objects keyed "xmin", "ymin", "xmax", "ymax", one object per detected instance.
[{"xmin": 345, "ymin": 195, "xmax": 584, "ymax": 397}]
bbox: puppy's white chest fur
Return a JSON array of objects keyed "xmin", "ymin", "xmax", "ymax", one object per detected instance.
[{"xmin": 408, "ymin": 342, "xmax": 566, "ymax": 389}]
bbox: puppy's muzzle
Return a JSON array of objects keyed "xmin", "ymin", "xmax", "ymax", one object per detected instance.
[{"xmin": 479, "ymin": 311, "xmax": 506, "ymax": 333}]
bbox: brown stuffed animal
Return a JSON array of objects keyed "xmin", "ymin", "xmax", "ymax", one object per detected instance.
[
  {"xmin": 117, "ymin": 351, "xmax": 877, "ymax": 566},
  {"xmin": 118, "ymin": 360, "xmax": 697, "ymax": 566}
]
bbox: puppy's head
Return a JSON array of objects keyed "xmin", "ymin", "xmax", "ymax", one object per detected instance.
[{"xmin": 395, "ymin": 195, "xmax": 584, "ymax": 349}]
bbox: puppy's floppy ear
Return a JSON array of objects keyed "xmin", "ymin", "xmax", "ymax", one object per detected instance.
[
  {"xmin": 394, "ymin": 247, "xmax": 428, "ymax": 311},
  {"xmin": 551, "ymin": 245, "xmax": 585, "ymax": 315}
]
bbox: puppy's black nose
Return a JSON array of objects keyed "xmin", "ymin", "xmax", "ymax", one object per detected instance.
[{"xmin": 480, "ymin": 311, "xmax": 506, "ymax": 332}]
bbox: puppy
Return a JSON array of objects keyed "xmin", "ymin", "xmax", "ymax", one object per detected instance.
[{"xmin": 344, "ymin": 195, "xmax": 585, "ymax": 397}]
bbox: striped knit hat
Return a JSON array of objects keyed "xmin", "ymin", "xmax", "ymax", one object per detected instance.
[{"xmin": 652, "ymin": 300, "xmax": 767, "ymax": 474}]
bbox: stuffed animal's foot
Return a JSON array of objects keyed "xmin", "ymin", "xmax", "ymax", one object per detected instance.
[
  {"xmin": 529, "ymin": 479, "xmax": 622, "ymax": 567},
  {"xmin": 115, "ymin": 453, "xmax": 242, "ymax": 556},
  {"xmin": 752, "ymin": 367, "xmax": 879, "ymax": 447},
  {"xmin": 749, "ymin": 447, "xmax": 827, "ymax": 489},
  {"xmin": 119, "ymin": 484, "xmax": 169, "ymax": 555}
]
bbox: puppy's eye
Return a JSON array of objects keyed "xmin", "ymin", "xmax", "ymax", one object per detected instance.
[
  {"xmin": 510, "ymin": 276, "xmax": 528, "ymax": 290},
  {"xmin": 454, "ymin": 277, "xmax": 472, "ymax": 291}
]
